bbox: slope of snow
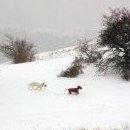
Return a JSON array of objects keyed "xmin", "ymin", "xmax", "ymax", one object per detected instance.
[
  {"xmin": 0, "ymin": 54, "xmax": 130, "ymax": 130},
  {"xmin": 35, "ymin": 46, "xmax": 77, "ymax": 60}
]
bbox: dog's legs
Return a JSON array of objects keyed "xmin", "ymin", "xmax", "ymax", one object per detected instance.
[
  {"xmin": 75, "ymin": 91, "xmax": 79, "ymax": 95},
  {"xmin": 68, "ymin": 90, "xmax": 71, "ymax": 94},
  {"xmin": 32, "ymin": 86, "xmax": 37, "ymax": 90},
  {"xmin": 35, "ymin": 86, "xmax": 38, "ymax": 90}
]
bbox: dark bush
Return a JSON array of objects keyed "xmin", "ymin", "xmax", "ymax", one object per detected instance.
[
  {"xmin": 58, "ymin": 57, "xmax": 84, "ymax": 77},
  {"xmin": 121, "ymin": 71, "xmax": 130, "ymax": 81}
]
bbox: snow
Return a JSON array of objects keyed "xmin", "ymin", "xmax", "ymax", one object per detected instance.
[
  {"xmin": 0, "ymin": 49, "xmax": 130, "ymax": 130},
  {"xmin": 35, "ymin": 46, "xmax": 77, "ymax": 60}
]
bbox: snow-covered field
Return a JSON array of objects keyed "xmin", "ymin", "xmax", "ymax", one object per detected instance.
[{"xmin": 0, "ymin": 50, "xmax": 130, "ymax": 130}]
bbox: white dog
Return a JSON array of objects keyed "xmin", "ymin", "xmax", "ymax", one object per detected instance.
[{"xmin": 28, "ymin": 82, "xmax": 47, "ymax": 90}]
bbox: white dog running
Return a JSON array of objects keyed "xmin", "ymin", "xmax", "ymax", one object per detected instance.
[{"xmin": 28, "ymin": 82, "xmax": 47, "ymax": 90}]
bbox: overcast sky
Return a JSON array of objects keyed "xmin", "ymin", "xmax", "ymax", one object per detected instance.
[{"xmin": 0, "ymin": 0, "xmax": 130, "ymax": 38}]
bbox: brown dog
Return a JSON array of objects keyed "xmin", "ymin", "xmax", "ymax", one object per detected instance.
[{"xmin": 65, "ymin": 85, "xmax": 82, "ymax": 95}]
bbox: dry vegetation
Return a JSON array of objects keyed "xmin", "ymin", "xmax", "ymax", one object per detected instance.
[{"xmin": 0, "ymin": 35, "xmax": 36, "ymax": 63}]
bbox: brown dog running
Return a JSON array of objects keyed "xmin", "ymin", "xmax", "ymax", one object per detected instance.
[{"xmin": 65, "ymin": 85, "xmax": 82, "ymax": 95}]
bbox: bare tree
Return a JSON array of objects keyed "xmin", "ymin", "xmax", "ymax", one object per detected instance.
[
  {"xmin": 77, "ymin": 40, "xmax": 101, "ymax": 63},
  {"xmin": 0, "ymin": 35, "xmax": 36, "ymax": 63}
]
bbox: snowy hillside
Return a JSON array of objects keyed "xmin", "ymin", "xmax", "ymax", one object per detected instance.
[
  {"xmin": 0, "ymin": 48, "xmax": 130, "ymax": 130},
  {"xmin": 35, "ymin": 46, "xmax": 77, "ymax": 60}
]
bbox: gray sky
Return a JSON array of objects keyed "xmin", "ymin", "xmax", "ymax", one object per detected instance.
[
  {"xmin": 0, "ymin": 0, "xmax": 130, "ymax": 63},
  {"xmin": 0, "ymin": 0, "xmax": 130, "ymax": 38}
]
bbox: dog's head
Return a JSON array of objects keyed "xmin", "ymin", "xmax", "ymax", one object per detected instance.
[
  {"xmin": 43, "ymin": 82, "xmax": 47, "ymax": 87},
  {"xmin": 78, "ymin": 85, "xmax": 82, "ymax": 89}
]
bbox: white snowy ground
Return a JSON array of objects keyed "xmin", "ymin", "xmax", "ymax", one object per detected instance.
[{"xmin": 0, "ymin": 53, "xmax": 130, "ymax": 130}]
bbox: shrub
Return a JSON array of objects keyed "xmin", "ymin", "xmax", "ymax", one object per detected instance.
[
  {"xmin": 121, "ymin": 71, "xmax": 130, "ymax": 81},
  {"xmin": 77, "ymin": 40, "xmax": 101, "ymax": 63},
  {"xmin": 58, "ymin": 57, "xmax": 85, "ymax": 77},
  {"xmin": 0, "ymin": 35, "xmax": 36, "ymax": 63}
]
